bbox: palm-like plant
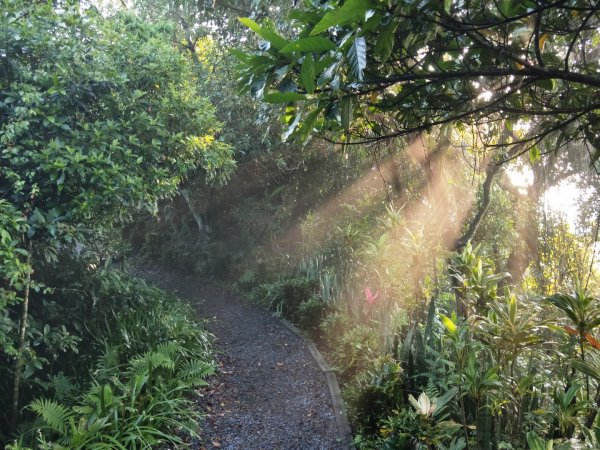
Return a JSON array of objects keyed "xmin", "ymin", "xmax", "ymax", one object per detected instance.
[
  {"xmin": 526, "ymin": 431, "xmax": 572, "ymax": 450},
  {"xmin": 547, "ymin": 285, "xmax": 600, "ymax": 360},
  {"xmin": 570, "ymin": 352, "xmax": 600, "ymax": 382},
  {"xmin": 552, "ymin": 384, "xmax": 589, "ymax": 438},
  {"xmin": 569, "ymin": 348, "xmax": 600, "ymax": 430},
  {"xmin": 475, "ymin": 295, "xmax": 543, "ymax": 376},
  {"xmin": 451, "ymin": 243, "xmax": 509, "ymax": 315},
  {"xmin": 547, "ymin": 284, "xmax": 600, "ymax": 401}
]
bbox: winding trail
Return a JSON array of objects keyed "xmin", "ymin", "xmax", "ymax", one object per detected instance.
[{"xmin": 141, "ymin": 268, "xmax": 345, "ymax": 450}]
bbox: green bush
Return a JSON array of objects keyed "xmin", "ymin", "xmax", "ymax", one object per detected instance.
[
  {"xmin": 251, "ymin": 277, "xmax": 319, "ymax": 319},
  {"xmin": 1, "ymin": 262, "xmax": 215, "ymax": 448},
  {"xmin": 295, "ymin": 297, "xmax": 329, "ymax": 334},
  {"xmin": 347, "ymin": 355, "xmax": 403, "ymax": 435},
  {"xmin": 23, "ymin": 342, "xmax": 213, "ymax": 449},
  {"xmin": 373, "ymin": 389, "xmax": 463, "ymax": 450},
  {"xmin": 320, "ymin": 311, "xmax": 379, "ymax": 380},
  {"xmin": 1, "ymin": 1, "xmax": 232, "ymax": 441}
]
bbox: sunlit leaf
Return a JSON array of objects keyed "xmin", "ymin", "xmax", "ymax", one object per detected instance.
[
  {"xmin": 238, "ymin": 17, "xmax": 289, "ymax": 51},
  {"xmin": 440, "ymin": 314, "xmax": 457, "ymax": 334},
  {"xmin": 529, "ymin": 145, "xmax": 541, "ymax": 164},
  {"xmin": 444, "ymin": 0, "xmax": 452, "ymax": 14},
  {"xmin": 347, "ymin": 36, "xmax": 367, "ymax": 81},
  {"xmin": 310, "ymin": 0, "xmax": 377, "ymax": 35},
  {"xmin": 280, "ymin": 37, "xmax": 336, "ymax": 55}
]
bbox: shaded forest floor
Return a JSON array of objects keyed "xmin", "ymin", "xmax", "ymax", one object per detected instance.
[{"xmin": 138, "ymin": 266, "xmax": 344, "ymax": 450}]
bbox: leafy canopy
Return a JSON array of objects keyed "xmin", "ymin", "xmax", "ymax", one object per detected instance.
[{"xmin": 237, "ymin": 0, "xmax": 600, "ymax": 163}]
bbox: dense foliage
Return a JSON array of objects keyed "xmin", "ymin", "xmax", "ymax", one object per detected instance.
[
  {"xmin": 0, "ymin": 0, "xmax": 233, "ymax": 446},
  {"xmin": 237, "ymin": 0, "xmax": 600, "ymax": 162},
  {"xmin": 1, "ymin": 1, "xmax": 233, "ymax": 237},
  {"xmin": 232, "ymin": 4, "xmax": 600, "ymax": 447},
  {"xmin": 246, "ymin": 196, "xmax": 600, "ymax": 449},
  {"xmin": 2, "ymin": 0, "xmax": 600, "ymax": 448},
  {"xmin": 7, "ymin": 271, "xmax": 215, "ymax": 449}
]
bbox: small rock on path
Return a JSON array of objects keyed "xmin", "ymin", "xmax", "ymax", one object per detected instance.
[{"xmin": 140, "ymin": 268, "xmax": 345, "ymax": 450}]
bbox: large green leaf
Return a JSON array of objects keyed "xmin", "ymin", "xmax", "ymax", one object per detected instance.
[
  {"xmin": 229, "ymin": 48, "xmax": 251, "ymax": 62},
  {"xmin": 300, "ymin": 54, "xmax": 316, "ymax": 94},
  {"xmin": 314, "ymin": 55, "xmax": 337, "ymax": 75},
  {"xmin": 310, "ymin": 0, "xmax": 377, "ymax": 36},
  {"xmin": 347, "ymin": 36, "xmax": 367, "ymax": 81},
  {"xmin": 317, "ymin": 60, "xmax": 340, "ymax": 86},
  {"xmin": 263, "ymin": 92, "xmax": 307, "ymax": 103},
  {"xmin": 250, "ymin": 76, "xmax": 266, "ymax": 99},
  {"xmin": 280, "ymin": 37, "xmax": 336, "ymax": 55},
  {"xmin": 444, "ymin": 0, "xmax": 453, "ymax": 14},
  {"xmin": 238, "ymin": 17, "xmax": 289, "ymax": 51},
  {"xmin": 341, "ymin": 96, "xmax": 352, "ymax": 131},
  {"xmin": 374, "ymin": 22, "xmax": 398, "ymax": 62},
  {"xmin": 295, "ymin": 108, "xmax": 321, "ymax": 142},
  {"xmin": 433, "ymin": 387, "xmax": 458, "ymax": 416},
  {"xmin": 526, "ymin": 432, "xmax": 546, "ymax": 450},
  {"xmin": 498, "ymin": 0, "xmax": 512, "ymax": 16},
  {"xmin": 570, "ymin": 357, "xmax": 600, "ymax": 381}
]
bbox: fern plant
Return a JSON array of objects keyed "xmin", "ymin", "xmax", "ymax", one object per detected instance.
[
  {"xmin": 12, "ymin": 271, "xmax": 216, "ymax": 449},
  {"xmin": 25, "ymin": 346, "xmax": 214, "ymax": 449}
]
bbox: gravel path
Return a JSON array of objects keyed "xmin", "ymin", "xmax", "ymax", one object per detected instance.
[{"xmin": 139, "ymin": 268, "xmax": 345, "ymax": 450}]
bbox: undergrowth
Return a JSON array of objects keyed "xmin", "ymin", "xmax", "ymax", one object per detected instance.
[
  {"xmin": 240, "ymin": 239, "xmax": 600, "ymax": 450},
  {"xmin": 2, "ymin": 258, "xmax": 214, "ymax": 449}
]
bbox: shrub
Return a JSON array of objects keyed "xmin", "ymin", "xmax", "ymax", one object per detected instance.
[
  {"xmin": 23, "ymin": 343, "xmax": 214, "ymax": 449},
  {"xmin": 347, "ymin": 355, "xmax": 404, "ymax": 435},
  {"xmin": 321, "ymin": 312, "xmax": 379, "ymax": 380},
  {"xmin": 250, "ymin": 277, "xmax": 319, "ymax": 319},
  {"xmin": 295, "ymin": 297, "xmax": 329, "ymax": 334},
  {"xmin": 2, "ymin": 264, "xmax": 215, "ymax": 448}
]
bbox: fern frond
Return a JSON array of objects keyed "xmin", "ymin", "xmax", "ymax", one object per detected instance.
[
  {"xmin": 424, "ymin": 379, "xmax": 439, "ymax": 400},
  {"xmin": 149, "ymin": 351, "xmax": 175, "ymax": 370},
  {"xmin": 96, "ymin": 344, "xmax": 121, "ymax": 375},
  {"xmin": 30, "ymin": 398, "xmax": 72, "ymax": 434},
  {"xmin": 130, "ymin": 351, "xmax": 175, "ymax": 375},
  {"xmin": 155, "ymin": 341, "xmax": 179, "ymax": 358},
  {"xmin": 178, "ymin": 360, "xmax": 215, "ymax": 387},
  {"xmin": 50, "ymin": 373, "xmax": 76, "ymax": 401}
]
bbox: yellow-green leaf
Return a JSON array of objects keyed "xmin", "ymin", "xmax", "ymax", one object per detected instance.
[
  {"xmin": 238, "ymin": 17, "xmax": 289, "ymax": 51},
  {"xmin": 310, "ymin": 0, "xmax": 377, "ymax": 36},
  {"xmin": 440, "ymin": 314, "xmax": 457, "ymax": 334}
]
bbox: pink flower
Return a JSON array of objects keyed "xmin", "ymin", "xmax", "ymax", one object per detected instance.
[{"xmin": 364, "ymin": 287, "xmax": 380, "ymax": 306}]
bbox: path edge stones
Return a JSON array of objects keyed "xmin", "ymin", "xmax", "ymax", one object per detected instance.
[{"xmin": 276, "ymin": 316, "xmax": 356, "ymax": 450}]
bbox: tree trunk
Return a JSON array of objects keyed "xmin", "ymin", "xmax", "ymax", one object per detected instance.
[
  {"xmin": 454, "ymin": 162, "xmax": 502, "ymax": 253},
  {"xmin": 451, "ymin": 125, "xmax": 522, "ymax": 316},
  {"xmin": 180, "ymin": 188, "xmax": 206, "ymax": 234},
  {"xmin": 452, "ymin": 162, "xmax": 502, "ymax": 317},
  {"xmin": 10, "ymin": 245, "xmax": 32, "ymax": 434}
]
